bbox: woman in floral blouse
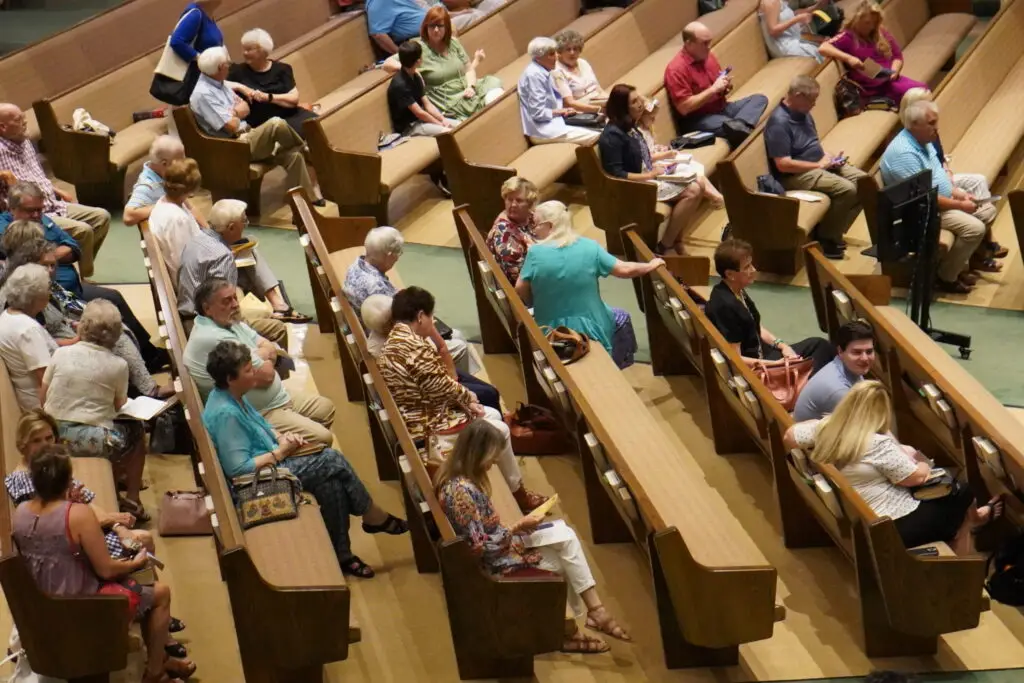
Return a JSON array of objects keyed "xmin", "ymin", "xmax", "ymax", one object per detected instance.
[
  {"xmin": 436, "ymin": 421, "xmax": 631, "ymax": 654},
  {"xmin": 486, "ymin": 176, "xmax": 538, "ymax": 283}
]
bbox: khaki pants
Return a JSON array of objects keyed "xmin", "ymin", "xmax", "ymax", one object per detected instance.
[
  {"xmin": 781, "ymin": 164, "xmax": 867, "ymax": 241},
  {"xmin": 529, "ymin": 126, "xmax": 600, "ymax": 146},
  {"xmin": 937, "ymin": 203, "xmax": 994, "ymax": 282},
  {"xmin": 241, "ymin": 117, "xmax": 315, "ymax": 197},
  {"xmin": 52, "ymin": 203, "xmax": 111, "ymax": 278},
  {"xmin": 247, "ymin": 314, "xmax": 288, "ymax": 349},
  {"xmin": 264, "ymin": 391, "xmax": 337, "ymax": 446}
]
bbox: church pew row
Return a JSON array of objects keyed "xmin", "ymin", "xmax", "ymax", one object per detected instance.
[
  {"xmin": 288, "ymin": 189, "xmax": 570, "ymax": 679},
  {"xmin": 32, "ymin": 0, "xmax": 340, "ymax": 209},
  {"xmin": 451, "ymin": 203, "xmax": 784, "ymax": 668},
  {"xmin": 139, "ymin": 223, "xmax": 359, "ymax": 683},
  {"xmin": 715, "ymin": 0, "xmax": 979, "ymax": 275},
  {"xmin": 303, "ymin": 0, "xmax": 621, "ymax": 226},
  {"xmin": 802, "ymin": 244, "xmax": 1024, "ymax": 528},
  {"xmin": 439, "ymin": 0, "xmax": 760, "ymax": 235},
  {"xmin": 619, "ymin": 227, "xmax": 990, "ymax": 657}
]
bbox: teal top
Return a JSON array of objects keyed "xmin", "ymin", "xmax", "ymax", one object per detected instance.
[
  {"xmin": 202, "ymin": 387, "xmax": 278, "ymax": 478},
  {"xmin": 519, "ymin": 237, "xmax": 618, "ymax": 353}
]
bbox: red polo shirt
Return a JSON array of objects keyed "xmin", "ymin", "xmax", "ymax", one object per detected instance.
[{"xmin": 664, "ymin": 49, "xmax": 726, "ymax": 118}]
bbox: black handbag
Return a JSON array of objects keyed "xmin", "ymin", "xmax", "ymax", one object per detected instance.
[
  {"xmin": 670, "ymin": 130, "xmax": 715, "ymax": 149},
  {"xmin": 810, "ymin": 2, "xmax": 844, "ymax": 37},
  {"xmin": 757, "ymin": 174, "xmax": 787, "ymax": 196},
  {"xmin": 150, "ymin": 62, "xmax": 200, "ymax": 107},
  {"xmin": 564, "ymin": 112, "xmax": 605, "ymax": 129},
  {"xmin": 232, "ymin": 464, "xmax": 303, "ymax": 530}
]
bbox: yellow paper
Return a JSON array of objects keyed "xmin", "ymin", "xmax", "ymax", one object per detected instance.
[{"xmin": 529, "ymin": 493, "xmax": 560, "ymax": 519}]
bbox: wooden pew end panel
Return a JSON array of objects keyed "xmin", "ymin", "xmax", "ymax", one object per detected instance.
[
  {"xmin": 437, "ymin": 133, "xmax": 513, "ymax": 232},
  {"xmin": 303, "ymin": 118, "xmax": 388, "ymax": 225}
]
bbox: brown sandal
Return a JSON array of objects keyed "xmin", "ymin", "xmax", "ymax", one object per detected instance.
[
  {"xmin": 586, "ymin": 606, "xmax": 632, "ymax": 642},
  {"xmin": 561, "ymin": 629, "xmax": 610, "ymax": 654}
]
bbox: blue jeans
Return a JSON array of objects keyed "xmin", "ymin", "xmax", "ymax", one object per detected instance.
[{"xmin": 457, "ymin": 370, "xmax": 501, "ymax": 411}]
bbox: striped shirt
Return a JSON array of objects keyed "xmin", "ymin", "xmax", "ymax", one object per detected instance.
[
  {"xmin": 0, "ymin": 138, "xmax": 67, "ymax": 215},
  {"xmin": 879, "ymin": 129, "xmax": 952, "ymax": 197},
  {"xmin": 377, "ymin": 322, "xmax": 473, "ymax": 441},
  {"xmin": 176, "ymin": 228, "xmax": 236, "ymax": 317}
]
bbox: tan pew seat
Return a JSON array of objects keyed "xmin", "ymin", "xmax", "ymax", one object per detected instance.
[
  {"xmin": 821, "ymin": 110, "xmax": 898, "ymax": 168},
  {"xmin": 245, "ymin": 503, "xmax": 346, "ymax": 586},
  {"xmin": 898, "ymin": 12, "xmax": 977, "ymax": 84},
  {"xmin": 731, "ymin": 56, "xmax": 815, "ymax": 110},
  {"xmin": 109, "ymin": 118, "xmax": 170, "ymax": 169},
  {"xmin": 316, "ymin": 71, "xmax": 390, "ymax": 113},
  {"xmin": 381, "ymin": 137, "xmax": 443, "ymax": 190},
  {"xmin": 947, "ymin": 58, "xmax": 1024, "ymax": 183},
  {"xmin": 791, "ymin": 190, "xmax": 831, "ymax": 231},
  {"xmin": 515, "ymin": 143, "xmax": 582, "ymax": 189},
  {"xmin": 71, "ymin": 458, "xmax": 118, "ymax": 513}
]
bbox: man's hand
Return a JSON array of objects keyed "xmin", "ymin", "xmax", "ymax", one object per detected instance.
[
  {"xmin": 54, "ymin": 187, "xmax": 74, "ymax": 202},
  {"xmin": 818, "ymin": 155, "xmax": 835, "ymax": 169},
  {"xmin": 234, "ymin": 99, "xmax": 251, "ymax": 119},
  {"xmin": 951, "ymin": 187, "xmax": 968, "ymax": 201},
  {"xmin": 959, "ymin": 198, "xmax": 977, "ymax": 214},
  {"xmin": 711, "ymin": 75, "xmax": 731, "ymax": 94}
]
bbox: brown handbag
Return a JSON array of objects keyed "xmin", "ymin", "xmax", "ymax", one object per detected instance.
[
  {"xmin": 543, "ymin": 326, "xmax": 590, "ymax": 365},
  {"xmin": 157, "ymin": 490, "xmax": 214, "ymax": 536},
  {"xmin": 504, "ymin": 403, "xmax": 571, "ymax": 455},
  {"xmin": 755, "ymin": 357, "xmax": 814, "ymax": 412}
]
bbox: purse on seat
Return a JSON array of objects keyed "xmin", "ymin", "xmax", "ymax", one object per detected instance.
[
  {"xmin": 755, "ymin": 357, "xmax": 814, "ymax": 412},
  {"xmin": 232, "ymin": 465, "xmax": 303, "ymax": 530},
  {"xmin": 543, "ymin": 326, "xmax": 590, "ymax": 365},
  {"xmin": 504, "ymin": 403, "xmax": 571, "ymax": 455}
]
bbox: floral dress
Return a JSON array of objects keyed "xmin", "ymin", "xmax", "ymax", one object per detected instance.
[{"xmin": 485, "ymin": 211, "xmax": 536, "ymax": 283}]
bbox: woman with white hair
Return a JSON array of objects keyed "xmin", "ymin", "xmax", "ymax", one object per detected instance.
[
  {"xmin": 518, "ymin": 37, "xmax": 600, "ymax": 144},
  {"xmin": 515, "ymin": 201, "xmax": 663, "ymax": 369},
  {"xmin": 0, "ymin": 263, "xmax": 57, "ymax": 411},
  {"xmin": 361, "ymin": 293, "xmax": 394, "ymax": 358},
  {"xmin": 228, "ymin": 28, "xmax": 319, "ymax": 136}
]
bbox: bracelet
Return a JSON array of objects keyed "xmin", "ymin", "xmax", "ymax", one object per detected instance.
[
  {"xmin": 267, "ymin": 92, "xmax": 274, "ymax": 102},
  {"xmin": 772, "ymin": 338, "xmax": 784, "ymax": 349},
  {"xmin": 111, "ymin": 522, "xmax": 124, "ymax": 531}
]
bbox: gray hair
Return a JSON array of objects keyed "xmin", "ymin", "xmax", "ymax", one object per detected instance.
[
  {"xmin": 901, "ymin": 99, "xmax": 938, "ymax": 128},
  {"xmin": 197, "ymin": 46, "xmax": 231, "ymax": 77},
  {"xmin": 241, "ymin": 28, "xmax": 274, "ymax": 54},
  {"xmin": 788, "ymin": 75, "xmax": 820, "ymax": 98},
  {"xmin": 361, "ymin": 294, "xmax": 393, "ymax": 335},
  {"xmin": 78, "ymin": 299, "xmax": 122, "ymax": 349},
  {"xmin": 528, "ymin": 37, "xmax": 558, "ymax": 59},
  {"xmin": 1, "ymin": 263, "xmax": 50, "ymax": 311},
  {"xmin": 553, "ymin": 29, "xmax": 584, "ymax": 53},
  {"xmin": 534, "ymin": 200, "xmax": 578, "ymax": 248},
  {"xmin": 0, "ymin": 220, "xmax": 44, "ymax": 256},
  {"xmin": 149, "ymin": 135, "xmax": 185, "ymax": 162},
  {"xmin": 7, "ymin": 181, "xmax": 44, "ymax": 211},
  {"xmin": 208, "ymin": 199, "xmax": 247, "ymax": 234},
  {"xmin": 364, "ymin": 226, "xmax": 404, "ymax": 260}
]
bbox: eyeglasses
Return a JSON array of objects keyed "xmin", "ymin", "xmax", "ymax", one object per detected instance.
[{"xmin": 427, "ymin": 22, "xmax": 445, "ymax": 29}]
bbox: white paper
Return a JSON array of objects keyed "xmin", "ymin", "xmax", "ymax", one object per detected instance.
[
  {"xmin": 523, "ymin": 519, "xmax": 574, "ymax": 548},
  {"xmin": 788, "ymin": 191, "xmax": 823, "ymax": 203},
  {"xmin": 117, "ymin": 395, "xmax": 178, "ymax": 421}
]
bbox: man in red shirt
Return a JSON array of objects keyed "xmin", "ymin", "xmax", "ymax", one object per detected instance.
[{"xmin": 664, "ymin": 22, "xmax": 768, "ymax": 147}]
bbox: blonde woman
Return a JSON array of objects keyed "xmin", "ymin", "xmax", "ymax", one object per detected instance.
[
  {"xmin": 514, "ymin": 201, "xmax": 663, "ymax": 368},
  {"xmin": 436, "ymin": 420, "xmax": 630, "ymax": 653},
  {"xmin": 783, "ymin": 381, "xmax": 1002, "ymax": 554},
  {"xmin": 148, "ymin": 157, "xmax": 202, "ymax": 283},
  {"xmin": 818, "ymin": 0, "xmax": 924, "ymax": 104},
  {"xmin": 486, "ymin": 176, "xmax": 539, "ymax": 283}
]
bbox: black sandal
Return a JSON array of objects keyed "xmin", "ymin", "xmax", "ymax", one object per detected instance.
[
  {"xmin": 165, "ymin": 641, "xmax": 187, "ymax": 659},
  {"xmin": 270, "ymin": 308, "xmax": 313, "ymax": 323},
  {"xmin": 362, "ymin": 514, "xmax": 409, "ymax": 536},
  {"xmin": 341, "ymin": 555, "xmax": 375, "ymax": 579},
  {"xmin": 169, "ymin": 617, "xmax": 186, "ymax": 633}
]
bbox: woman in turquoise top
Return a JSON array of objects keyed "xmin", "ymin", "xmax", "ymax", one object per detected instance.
[
  {"xmin": 202, "ymin": 340, "xmax": 408, "ymax": 578},
  {"xmin": 515, "ymin": 201, "xmax": 664, "ymax": 369}
]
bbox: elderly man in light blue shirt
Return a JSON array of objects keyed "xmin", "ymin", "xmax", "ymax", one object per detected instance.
[
  {"xmin": 879, "ymin": 99, "xmax": 992, "ymax": 294},
  {"xmin": 123, "ymin": 135, "xmax": 208, "ymax": 228},
  {"xmin": 518, "ymin": 36, "xmax": 600, "ymax": 145}
]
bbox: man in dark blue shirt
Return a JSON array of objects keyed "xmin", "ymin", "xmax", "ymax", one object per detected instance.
[{"xmin": 763, "ymin": 75, "xmax": 866, "ymax": 259}]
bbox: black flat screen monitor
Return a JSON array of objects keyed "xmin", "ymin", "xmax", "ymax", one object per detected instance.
[{"xmin": 875, "ymin": 169, "xmax": 935, "ymax": 263}]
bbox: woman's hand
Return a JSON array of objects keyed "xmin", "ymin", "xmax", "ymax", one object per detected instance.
[
  {"xmin": 467, "ymin": 401, "xmax": 486, "ymax": 418},
  {"xmin": 276, "ymin": 434, "xmax": 301, "ymax": 459},
  {"xmin": 131, "ymin": 549, "xmax": 150, "ymax": 571},
  {"xmin": 647, "ymin": 257, "xmax": 666, "ymax": 272},
  {"xmin": 846, "ymin": 56, "xmax": 864, "ymax": 70},
  {"xmin": 473, "ymin": 48, "xmax": 486, "ymax": 64},
  {"xmin": 251, "ymin": 90, "xmax": 270, "ymax": 102},
  {"xmin": 796, "ymin": 13, "xmax": 813, "ymax": 26},
  {"xmin": 462, "ymin": 85, "xmax": 476, "ymax": 99},
  {"xmin": 780, "ymin": 344, "xmax": 800, "ymax": 360},
  {"xmin": 512, "ymin": 515, "xmax": 542, "ymax": 534}
]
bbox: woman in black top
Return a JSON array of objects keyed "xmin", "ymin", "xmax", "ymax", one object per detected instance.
[
  {"xmin": 597, "ymin": 84, "xmax": 702, "ymax": 256},
  {"xmin": 705, "ymin": 238, "xmax": 834, "ymax": 373},
  {"xmin": 227, "ymin": 28, "xmax": 318, "ymax": 136}
]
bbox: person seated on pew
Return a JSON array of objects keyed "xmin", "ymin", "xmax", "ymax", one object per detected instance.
[
  {"xmin": 388, "ymin": 41, "xmax": 461, "ymax": 137},
  {"xmin": 368, "ymin": 0, "xmax": 504, "ymax": 55},
  {"xmin": 0, "ymin": 263, "xmax": 57, "ymax": 411},
  {"xmin": 784, "ymin": 380, "xmax": 1003, "ymax": 554},
  {"xmin": 515, "ymin": 201, "xmax": 662, "ymax": 369},
  {"xmin": 189, "ymin": 46, "xmax": 325, "ymax": 207},
  {"xmin": 518, "ymin": 37, "xmax": 601, "ymax": 145},
  {"xmin": 41, "ymin": 299, "xmax": 149, "ymax": 521},
  {"xmin": 765, "ymin": 75, "xmax": 868, "ymax": 260},
  {"xmin": 879, "ymin": 100, "xmax": 995, "ymax": 294},
  {"xmin": 664, "ymin": 23, "xmax": 769, "ymax": 148},
  {"xmin": 487, "ymin": 176, "xmax": 538, "ymax": 283},
  {"xmin": 552, "ymin": 29, "xmax": 608, "ymax": 115},
  {"xmin": 758, "ymin": 0, "xmax": 825, "ymax": 61},
  {"xmin": 0, "ymin": 103, "xmax": 110, "ymax": 280},
  {"xmin": 598, "ymin": 84, "xmax": 704, "ymax": 257},
  {"xmin": 148, "ymin": 158, "xmax": 203, "ymax": 283},
  {"xmin": 706, "ymin": 238, "xmax": 835, "ymax": 372},
  {"xmin": 227, "ymin": 29, "xmax": 319, "ymax": 137},
  {"xmin": 186, "ymin": 278, "xmax": 337, "ymax": 446},
  {"xmin": 124, "ymin": 136, "xmax": 208, "ymax": 229},
  {"xmin": 899, "ymin": 87, "xmax": 1007, "ymax": 262},
  {"xmin": 12, "ymin": 445, "xmax": 195, "ymax": 683},
  {"xmin": 436, "ymin": 420, "xmax": 631, "ymax": 653},
  {"xmin": 793, "ymin": 320, "xmax": 874, "ymax": 420},
  {"xmin": 203, "ymin": 339, "xmax": 408, "ymax": 578},
  {"xmin": 378, "ymin": 286, "xmax": 548, "ymax": 512}
]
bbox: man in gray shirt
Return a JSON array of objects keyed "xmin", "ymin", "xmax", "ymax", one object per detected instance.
[{"xmin": 793, "ymin": 320, "xmax": 875, "ymax": 420}]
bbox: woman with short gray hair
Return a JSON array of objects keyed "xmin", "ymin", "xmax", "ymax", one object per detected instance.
[
  {"xmin": 553, "ymin": 29, "xmax": 607, "ymax": 115},
  {"xmin": 519, "ymin": 37, "xmax": 600, "ymax": 144},
  {"xmin": 0, "ymin": 263, "xmax": 56, "ymax": 411}
]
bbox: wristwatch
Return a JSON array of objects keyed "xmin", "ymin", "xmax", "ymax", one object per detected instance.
[
  {"xmin": 772, "ymin": 338, "xmax": 784, "ymax": 349},
  {"xmin": 267, "ymin": 92, "xmax": 274, "ymax": 103}
]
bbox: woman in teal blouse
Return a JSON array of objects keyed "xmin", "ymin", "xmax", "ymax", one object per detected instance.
[
  {"xmin": 202, "ymin": 341, "xmax": 408, "ymax": 578},
  {"xmin": 515, "ymin": 201, "xmax": 664, "ymax": 369}
]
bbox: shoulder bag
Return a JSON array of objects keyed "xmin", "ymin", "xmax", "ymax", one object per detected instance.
[
  {"xmin": 834, "ymin": 76, "xmax": 864, "ymax": 120},
  {"xmin": 755, "ymin": 357, "xmax": 814, "ymax": 412},
  {"xmin": 504, "ymin": 403, "xmax": 571, "ymax": 455},
  {"xmin": 232, "ymin": 464, "xmax": 303, "ymax": 530},
  {"xmin": 150, "ymin": 9, "xmax": 202, "ymax": 106},
  {"xmin": 543, "ymin": 326, "xmax": 590, "ymax": 365},
  {"xmin": 158, "ymin": 489, "xmax": 214, "ymax": 536}
]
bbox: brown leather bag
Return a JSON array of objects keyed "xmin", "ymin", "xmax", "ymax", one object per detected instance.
[
  {"xmin": 157, "ymin": 490, "xmax": 214, "ymax": 536},
  {"xmin": 504, "ymin": 403, "xmax": 571, "ymax": 455},
  {"xmin": 543, "ymin": 326, "xmax": 590, "ymax": 365},
  {"xmin": 755, "ymin": 357, "xmax": 814, "ymax": 412}
]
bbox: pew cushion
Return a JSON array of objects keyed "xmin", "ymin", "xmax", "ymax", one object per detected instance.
[
  {"xmin": 789, "ymin": 190, "xmax": 831, "ymax": 233},
  {"xmin": 380, "ymin": 137, "xmax": 440, "ymax": 191},
  {"xmin": 618, "ymin": 40, "xmax": 684, "ymax": 97},
  {"xmin": 512, "ymin": 143, "xmax": 580, "ymax": 189},
  {"xmin": 109, "ymin": 119, "xmax": 170, "ymax": 169},
  {"xmin": 948, "ymin": 57, "xmax": 1024, "ymax": 183},
  {"xmin": 316, "ymin": 70, "xmax": 390, "ymax": 113},
  {"xmin": 899, "ymin": 13, "xmax": 976, "ymax": 84},
  {"xmin": 821, "ymin": 110, "xmax": 898, "ymax": 168},
  {"xmin": 730, "ymin": 56, "xmax": 818, "ymax": 114},
  {"xmin": 244, "ymin": 501, "xmax": 346, "ymax": 586},
  {"xmin": 71, "ymin": 457, "xmax": 118, "ymax": 512}
]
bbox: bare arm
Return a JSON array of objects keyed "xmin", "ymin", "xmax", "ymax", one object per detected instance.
[
  {"xmin": 409, "ymin": 101, "xmax": 445, "ymax": 125},
  {"xmin": 819, "ymin": 40, "xmax": 861, "ymax": 69},
  {"xmin": 372, "ymin": 33, "xmax": 401, "ymax": 55},
  {"xmin": 762, "ymin": 0, "xmax": 811, "ymax": 38},
  {"xmin": 610, "ymin": 258, "xmax": 664, "ymax": 279},
  {"xmin": 122, "ymin": 204, "xmax": 153, "ymax": 227},
  {"xmin": 895, "ymin": 461, "xmax": 932, "ymax": 488},
  {"xmin": 773, "ymin": 155, "xmax": 830, "ymax": 174},
  {"xmin": 515, "ymin": 278, "xmax": 532, "ymax": 305},
  {"xmin": 673, "ymin": 79, "xmax": 728, "ymax": 117},
  {"xmin": 71, "ymin": 504, "xmax": 145, "ymax": 580},
  {"xmin": 562, "ymin": 95, "xmax": 602, "ymax": 114}
]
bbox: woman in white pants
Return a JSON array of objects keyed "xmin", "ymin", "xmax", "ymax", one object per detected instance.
[{"xmin": 436, "ymin": 421, "xmax": 631, "ymax": 654}]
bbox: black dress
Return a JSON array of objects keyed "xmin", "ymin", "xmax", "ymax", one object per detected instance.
[{"xmin": 227, "ymin": 61, "xmax": 318, "ymax": 136}]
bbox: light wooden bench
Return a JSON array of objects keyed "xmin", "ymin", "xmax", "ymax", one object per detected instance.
[
  {"xmin": 32, "ymin": 0, "xmax": 339, "ymax": 209},
  {"xmin": 305, "ymin": 0, "xmax": 621, "ymax": 225},
  {"xmin": 620, "ymin": 227, "xmax": 990, "ymax": 656},
  {"xmin": 140, "ymin": 222, "xmax": 359, "ymax": 683}
]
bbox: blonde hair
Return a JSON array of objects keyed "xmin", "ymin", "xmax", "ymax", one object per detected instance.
[
  {"xmin": 534, "ymin": 200, "xmax": 578, "ymax": 248},
  {"xmin": 435, "ymin": 420, "xmax": 506, "ymax": 496},
  {"xmin": 638, "ymin": 97, "xmax": 659, "ymax": 130},
  {"xmin": 898, "ymin": 86, "xmax": 932, "ymax": 118},
  {"xmin": 843, "ymin": 1, "xmax": 890, "ymax": 58},
  {"xmin": 16, "ymin": 409, "xmax": 58, "ymax": 455},
  {"xmin": 163, "ymin": 157, "xmax": 202, "ymax": 200},
  {"xmin": 809, "ymin": 380, "xmax": 892, "ymax": 470},
  {"xmin": 78, "ymin": 299, "xmax": 122, "ymax": 349},
  {"xmin": 500, "ymin": 176, "xmax": 538, "ymax": 204}
]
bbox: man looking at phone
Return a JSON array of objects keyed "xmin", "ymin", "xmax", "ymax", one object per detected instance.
[{"xmin": 765, "ymin": 75, "xmax": 866, "ymax": 259}]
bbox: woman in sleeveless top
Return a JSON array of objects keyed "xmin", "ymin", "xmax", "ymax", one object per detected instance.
[{"xmin": 759, "ymin": 0, "xmax": 825, "ymax": 61}]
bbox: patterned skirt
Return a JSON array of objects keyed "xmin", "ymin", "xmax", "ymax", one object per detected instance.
[{"xmin": 57, "ymin": 419, "xmax": 144, "ymax": 463}]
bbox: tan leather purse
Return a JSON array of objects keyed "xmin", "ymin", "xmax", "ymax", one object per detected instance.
[
  {"xmin": 157, "ymin": 490, "xmax": 214, "ymax": 536},
  {"xmin": 755, "ymin": 357, "xmax": 814, "ymax": 412}
]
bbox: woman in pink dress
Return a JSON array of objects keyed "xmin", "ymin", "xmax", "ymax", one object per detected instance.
[{"xmin": 819, "ymin": 0, "xmax": 925, "ymax": 104}]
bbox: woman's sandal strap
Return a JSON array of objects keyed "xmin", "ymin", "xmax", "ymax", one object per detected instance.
[
  {"xmin": 342, "ymin": 556, "xmax": 375, "ymax": 578},
  {"xmin": 362, "ymin": 514, "xmax": 409, "ymax": 536}
]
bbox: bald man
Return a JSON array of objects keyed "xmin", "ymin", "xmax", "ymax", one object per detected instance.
[
  {"xmin": 664, "ymin": 23, "xmax": 768, "ymax": 148},
  {"xmin": 0, "ymin": 103, "xmax": 110, "ymax": 278},
  {"xmin": 123, "ymin": 135, "xmax": 208, "ymax": 228}
]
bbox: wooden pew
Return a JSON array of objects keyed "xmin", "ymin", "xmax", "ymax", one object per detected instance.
[
  {"xmin": 304, "ymin": 0, "xmax": 622, "ymax": 225},
  {"xmin": 620, "ymin": 226, "xmax": 990, "ymax": 656},
  {"xmin": 33, "ymin": 0, "xmax": 340, "ymax": 208},
  {"xmin": 288, "ymin": 188, "xmax": 569, "ymax": 679},
  {"xmin": 453, "ymin": 204, "xmax": 783, "ymax": 668},
  {"xmin": 140, "ymin": 223, "xmax": 359, "ymax": 683}
]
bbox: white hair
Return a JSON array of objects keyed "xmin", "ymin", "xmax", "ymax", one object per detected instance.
[
  {"xmin": 361, "ymin": 294, "xmax": 393, "ymax": 335},
  {"xmin": 149, "ymin": 134, "xmax": 184, "ymax": 162},
  {"xmin": 1, "ymin": 263, "xmax": 51, "ymax": 311},
  {"xmin": 901, "ymin": 99, "xmax": 938, "ymax": 129},
  {"xmin": 197, "ymin": 46, "xmax": 231, "ymax": 77},
  {"xmin": 241, "ymin": 28, "xmax": 274, "ymax": 54},
  {"xmin": 535, "ymin": 200, "xmax": 578, "ymax": 248},
  {"xmin": 528, "ymin": 37, "xmax": 558, "ymax": 59},
  {"xmin": 208, "ymin": 199, "xmax": 248, "ymax": 234},
  {"xmin": 364, "ymin": 226, "xmax": 404, "ymax": 260}
]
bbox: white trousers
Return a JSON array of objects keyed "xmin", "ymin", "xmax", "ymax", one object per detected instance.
[
  {"xmin": 953, "ymin": 172, "xmax": 990, "ymax": 200},
  {"xmin": 437, "ymin": 406, "xmax": 522, "ymax": 491},
  {"xmin": 529, "ymin": 126, "xmax": 600, "ymax": 146},
  {"xmin": 535, "ymin": 526, "xmax": 596, "ymax": 618},
  {"xmin": 408, "ymin": 117, "xmax": 460, "ymax": 137}
]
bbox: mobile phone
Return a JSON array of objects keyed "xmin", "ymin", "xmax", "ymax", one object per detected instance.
[
  {"xmin": 663, "ymin": 163, "xmax": 678, "ymax": 175},
  {"xmin": 534, "ymin": 522, "xmax": 554, "ymax": 530},
  {"xmin": 909, "ymin": 546, "xmax": 939, "ymax": 557},
  {"xmin": 718, "ymin": 66, "xmax": 732, "ymax": 78}
]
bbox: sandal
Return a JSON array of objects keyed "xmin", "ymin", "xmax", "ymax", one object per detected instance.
[
  {"xmin": 270, "ymin": 308, "xmax": 313, "ymax": 323},
  {"xmin": 118, "ymin": 498, "xmax": 151, "ymax": 524},
  {"xmin": 586, "ymin": 606, "xmax": 632, "ymax": 642},
  {"xmin": 362, "ymin": 514, "xmax": 409, "ymax": 536},
  {"xmin": 165, "ymin": 657, "xmax": 196, "ymax": 680},
  {"xmin": 977, "ymin": 496, "xmax": 1005, "ymax": 529},
  {"xmin": 341, "ymin": 555, "xmax": 375, "ymax": 579},
  {"xmin": 970, "ymin": 257, "xmax": 1002, "ymax": 273},
  {"xmin": 148, "ymin": 384, "xmax": 176, "ymax": 399},
  {"xmin": 169, "ymin": 617, "xmax": 186, "ymax": 633},
  {"xmin": 987, "ymin": 241, "xmax": 1009, "ymax": 259},
  {"xmin": 561, "ymin": 629, "xmax": 610, "ymax": 654},
  {"xmin": 165, "ymin": 641, "xmax": 187, "ymax": 659}
]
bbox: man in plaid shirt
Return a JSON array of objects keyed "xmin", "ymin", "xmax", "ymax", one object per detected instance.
[{"xmin": 0, "ymin": 103, "xmax": 110, "ymax": 278}]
